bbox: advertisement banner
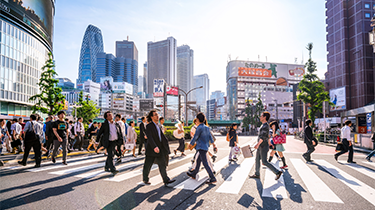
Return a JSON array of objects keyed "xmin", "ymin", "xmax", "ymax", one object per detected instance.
[
  {"xmin": 153, "ymin": 79, "xmax": 164, "ymax": 97},
  {"xmin": 330, "ymin": 86, "xmax": 346, "ymax": 111},
  {"xmin": 166, "ymin": 86, "xmax": 178, "ymax": 96},
  {"xmin": 140, "ymin": 99, "xmax": 154, "ymax": 110},
  {"xmin": 111, "ymin": 82, "xmax": 133, "ymax": 94},
  {"xmin": 367, "ymin": 113, "xmax": 372, "ymax": 134},
  {"xmin": 100, "ymin": 77, "xmax": 113, "ymax": 93}
]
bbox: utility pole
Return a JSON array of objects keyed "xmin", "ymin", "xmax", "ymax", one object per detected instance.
[{"xmin": 273, "ymin": 99, "xmax": 278, "ymax": 122}]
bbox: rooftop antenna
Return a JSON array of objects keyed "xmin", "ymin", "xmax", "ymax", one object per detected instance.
[
  {"xmin": 266, "ymin": 56, "xmax": 268, "ymax": 62},
  {"xmin": 295, "ymin": 57, "xmax": 298, "ymax": 64},
  {"xmin": 301, "ymin": 51, "xmax": 304, "ymax": 64},
  {"xmin": 235, "ymin": 56, "xmax": 239, "ymax": 60},
  {"xmin": 127, "ymin": 36, "xmax": 129, "ymax": 41},
  {"xmin": 258, "ymin": 55, "xmax": 260, "ymax": 62}
]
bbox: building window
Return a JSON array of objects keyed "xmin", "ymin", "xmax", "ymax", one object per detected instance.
[
  {"xmin": 365, "ymin": 3, "xmax": 370, "ymax": 9},
  {"xmin": 365, "ymin": 13, "xmax": 371, "ymax": 18}
]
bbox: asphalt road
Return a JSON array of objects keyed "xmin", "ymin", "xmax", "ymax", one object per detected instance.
[{"xmin": 1, "ymin": 136, "xmax": 375, "ymax": 210}]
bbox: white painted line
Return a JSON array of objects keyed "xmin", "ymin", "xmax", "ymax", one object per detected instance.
[
  {"xmin": 290, "ymin": 158, "xmax": 343, "ymax": 203},
  {"xmin": 105, "ymin": 154, "xmax": 194, "ymax": 182},
  {"xmin": 49, "ymin": 162, "xmax": 104, "ymax": 175},
  {"xmin": 315, "ymin": 159, "xmax": 375, "ymax": 207},
  {"xmin": 145, "ymin": 162, "xmax": 192, "ymax": 186},
  {"xmin": 216, "ymin": 157, "xmax": 255, "ymax": 194},
  {"xmin": 27, "ymin": 156, "xmax": 107, "ymax": 172},
  {"xmin": 340, "ymin": 162, "xmax": 375, "ymax": 181},
  {"xmin": 363, "ymin": 161, "xmax": 375, "ymax": 168},
  {"xmin": 174, "ymin": 156, "xmax": 228, "ymax": 191},
  {"xmin": 262, "ymin": 160, "xmax": 288, "ymax": 199}
]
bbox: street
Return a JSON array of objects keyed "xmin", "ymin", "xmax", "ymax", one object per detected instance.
[{"xmin": 1, "ymin": 136, "xmax": 374, "ymax": 210}]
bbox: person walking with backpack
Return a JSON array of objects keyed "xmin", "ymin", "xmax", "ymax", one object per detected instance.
[
  {"xmin": 51, "ymin": 111, "xmax": 70, "ymax": 165},
  {"xmin": 18, "ymin": 114, "xmax": 43, "ymax": 167},
  {"xmin": 228, "ymin": 123, "xmax": 239, "ymax": 162},
  {"xmin": 366, "ymin": 132, "xmax": 375, "ymax": 161},
  {"xmin": 268, "ymin": 121, "xmax": 288, "ymax": 169}
]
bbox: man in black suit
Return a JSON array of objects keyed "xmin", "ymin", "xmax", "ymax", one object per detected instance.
[
  {"xmin": 303, "ymin": 119, "xmax": 316, "ymax": 162},
  {"xmin": 97, "ymin": 111, "xmax": 123, "ymax": 175},
  {"xmin": 142, "ymin": 110, "xmax": 175, "ymax": 187},
  {"xmin": 43, "ymin": 116, "xmax": 54, "ymax": 157},
  {"xmin": 138, "ymin": 116, "xmax": 147, "ymax": 155}
]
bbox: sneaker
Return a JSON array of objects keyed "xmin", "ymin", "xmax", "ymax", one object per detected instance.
[
  {"xmin": 205, "ymin": 179, "xmax": 217, "ymax": 184},
  {"xmin": 212, "ymin": 155, "xmax": 217, "ymax": 162},
  {"xmin": 249, "ymin": 174, "xmax": 260, "ymax": 179},
  {"xmin": 52, "ymin": 157, "xmax": 56, "ymax": 163},
  {"xmin": 280, "ymin": 165, "xmax": 288, "ymax": 169},
  {"xmin": 366, "ymin": 157, "xmax": 371, "ymax": 162},
  {"xmin": 186, "ymin": 172, "xmax": 196, "ymax": 180},
  {"xmin": 275, "ymin": 171, "xmax": 283, "ymax": 180},
  {"xmin": 18, "ymin": 161, "xmax": 26, "ymax": 166}
]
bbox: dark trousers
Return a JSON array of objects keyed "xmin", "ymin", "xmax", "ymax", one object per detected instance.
[
  {"xmin": 335, "ymin": 138, "xmax": 353, "ymax": 162},
  {"xmin": 367, "ymin": 142, "xmax": 375, "ymax": 159},
  {"xmin": 138, "ymin": 140, "xmax": 144, "ymax": 154},
  {"xmin": 73, "ymin": 133, "xmax": 83, "ymax": 149},
  {"xmin": 52, "ymin": 138, "xmax": 68, "ymax": 162},
  {"xmin": 105, "ymin": 141, "xmax": 117, "ymax": 172},
  {"xmin": 190, "ymin": 150, "xmax": 216, "ymax": 181},
  {"xmin": 21, "ymin": 140, "xmax": 41, "ymax": 166},
  {"xmin": 303, "ymin": 142, "xmax": 315, "ymax": 161},
  {"xmin": 44, "ymin": 136, "xmax": 54, "ymax": 151},
  {"xmin": 255, "ymin": 146, "xmax": 280, "ymax": 176},
  {"xmin": 143, "ymin": 154, "xmax": 169, "ymax": 183},
  {"xmin": 176, "ymin": 138, "xmax": 185, "ymax": 152}
]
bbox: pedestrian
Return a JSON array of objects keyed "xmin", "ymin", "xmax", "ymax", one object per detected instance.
[
  {"xmin": 187, "ymin": 112, "xmax": 218, "ymax": 184},
  {"xmin": 123, "ymin": 121, "xmax": 137, "ymax": 157},
  {"xmin": 86, "ymin": 122, "xmax": 98, "ymax": 151},
  {"xmin": 302, "ymin": 119, "xmax": 316, "ymax": 162},
  {"xmin": 72, "ymin": 117, "xmax": 84, "ymax": 151},
  {"xmin": 174, "ymin": 121, "xmax": 186, "ymax": 156},
  {"xmin": 335, "ymin": 120, "xmax": 356, "ymax": 163},
  {"xmin": 159, "ymin": 117, "xmax": 166, "ymax": 133},
  {"xmin": 96, "ymin": 111, "xmax": 123, "ymax": 175},
  {"xmin": 142, "ymin": 110, "xmax": 176, "ymax": 186},
  {"xmin": 88, "ymin": 119, "xmax": 93, "ymax": 129},
  {"xmin": 10, "ymin": 118, "xmax": 23, "ymax": 153},
  {"xmin": 138, "ymin": 116, "xmax": 147, "ymax": 155},
  {"xmin": 18, "ymin": 114, "xmax": 43, "ymax": 167},
  {"xmin": 121, "ymin": 118, "xmax": 128, "ymax": 138},
  {"xmin": 42, "ymin": 116, "xmax": 53, "ymax": 155},
  {"xmin": 0, "ymin": 119, "xmax": 11, "ymax": 155},
  {"xmin": 115, "ymin": 115, "xmax": 126, "ymax": 140},
  {"xmin": 366, "ymin": 132, "xmax": 375, "ymax": 161},
  {"xmin": 228, "ymin": 123, "xmax": 239, "ymax": 162},
  {"xmin": 268, "ymin": 121, "xmax": 288, "ymax": 169},
  {"xmin": 249, "ymin": 111, "xmax": 283, "ymax": 180},
  {"xmin": 51, "ymin": 111, "xmax": 69, "ymax": 165}
]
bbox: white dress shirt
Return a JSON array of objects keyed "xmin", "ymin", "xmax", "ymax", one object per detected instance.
[
  {"xmin": 24, "ymin": 120, "xmax": 44, "ymax": 140},
  {"xmin": 74, "ymin": 122, "xmax": 84, "ymax": 135},
  {"xmin": 341, "ymin": 125, "xmax": 351, "ymax": 142}
]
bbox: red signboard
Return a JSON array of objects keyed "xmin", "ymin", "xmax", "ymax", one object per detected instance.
[{"xmin": 166, "ymin": 86, "xmax": 178, "ymax": 96}]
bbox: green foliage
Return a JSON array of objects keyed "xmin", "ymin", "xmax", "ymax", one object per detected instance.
[
  {"xmin": 72, "ymin": 91, "xmax": 100, "ymax": 124},
  {"xmin": 242, "ymin": 93, "xmax": 265, "ymax": 129},
  {"xmin": 297, "ymin": 43, "xmax": 331, "ymax": 126},
  {"xmin": 29, "ymin": 52, "xmax": 65, "ymax": 115}
]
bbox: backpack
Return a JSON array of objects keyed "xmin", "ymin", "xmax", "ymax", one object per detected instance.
[
  {"xmin": 70, "ymin": 124, "xmax": 75, "ymax": 135},
  {"xmin": 25, "ymin": 122, "xmax": 38, "ymax": 142}
]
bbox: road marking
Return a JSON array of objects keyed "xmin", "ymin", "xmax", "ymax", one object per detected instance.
[
  {"xmin": 262, "ymin": 160, "xmax": 288, "ymax": 199},
  {"xmin": 340, "ymin": 162, "xmax": 375, "ymax": 181},
  {"xmin": 144, "ymin": 162, "xmax": 192, "ymax": 186},
  {"xmin": 363, "ymin": 161, "xmax": 375, "ymax": 168},
  {"xmin": 216, "ymin": 157, "xmax": 255, "ymax": 194},
  {"xmin": 49, "ymin": 162, "xmax": 104, "ymax": 175},
  {"xmin": 290, "ymin": 158, "xmax": 343, "ymax": 203},
  {"xmin": 105, "ymin": 153, "xmax": 194, "ymax": 182},
  {"xmin": 174, "ymin": 156, "xmax": 228, "ymax": 191},
  {"xmin": 315, "ymin": 159, "xmax": 375, "ymax": 207},
  {"xmin": 26, "ymin": 156, "xmax": 108, "ymax": 172}
]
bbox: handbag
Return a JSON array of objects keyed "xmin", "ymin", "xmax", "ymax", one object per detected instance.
[
  {"xmin": 241, "ymin": 145, "xmax": 253, "ymax": 158},
  {"xmin": 125, "ymin": 142, "xmax": 135, "ymax": 150},
  {"xmin": 335, "ymin": 142, "xmax": 344, "ymax": 152},
  {"xmin": 233, "ymin": 146, "xmax": 241, "ymax": 156},
  {"xmin": 273, "ymin": 134, "xmax": 286, "ymax": 144}
]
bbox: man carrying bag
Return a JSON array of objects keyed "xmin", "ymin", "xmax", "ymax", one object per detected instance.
[{"xmin": 303, "ymin": 119, "xmax": 317, "ymax": 162}]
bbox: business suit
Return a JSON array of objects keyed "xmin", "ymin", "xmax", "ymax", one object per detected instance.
[
  {"xmin": 142, "ymin": 122, "xmax": 171, "ymax": 184},
  {"xmin": 303, "ymin": 126, "xmax": 315, "ymax": 161},
  {"xmin": 44, "ymin": 121, "xmax": 54, "ymax": 153},
  {"xmin": 138, "ymin": 121, "xmax": 146, "ymax": 154},
  {"xmin": 97, "ymin": 120, "xmax": 123, "ymax": 172}
]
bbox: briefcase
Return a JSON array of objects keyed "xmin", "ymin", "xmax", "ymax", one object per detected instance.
[
  {"xmin": 335, "ymin": 142, "xmax": 344, "ymax": 152},
  {"xmin": 241, "ymin": 145, "xmax": 253, "ymax": 158}
]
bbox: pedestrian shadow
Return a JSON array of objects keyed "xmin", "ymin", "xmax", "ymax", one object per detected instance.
[
  {"xmin": 237, "ymin": 193, "xmax": 255, "ymax": 208},
  {"xmin": 251, "ymin": 176, "xmax": 282, "ymax": 209},
  {"xmin": 0, "ymin": 176, "xmax": 103, "ymax": 209},
  {"xmin": 219, "ymin": 161, "xmax": 240, "ymax": 180},
  {"xmin": 311, "ymin": 162, "xmax": 360, "ymax": 186},
  {"xmin": 283, "ymin": 170, "xmax": 305, "ymax": 203}
]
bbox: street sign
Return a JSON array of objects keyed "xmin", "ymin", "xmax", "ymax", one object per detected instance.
[
  {"xmin": 186, "ymin": 101, "xmax": 197, "ymax": 105},
  {"xmin": 153, "ymin": 79, "xmax": 164, "ymax": 97}
]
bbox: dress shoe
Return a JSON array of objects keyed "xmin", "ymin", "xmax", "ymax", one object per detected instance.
[
  {"xmin": 18, "ymin": 161, "xmax": 26, "ymax": 166},
  {"xmin": 34, "ymin": 164, "xmax": 41, "ymax": 168},
  {"xmin": 111, "ymin": 170, "xmax": 119, "ymax": 175},
  {"xmin": 104, "ymin": 168, "xmax": 110, "ymax": 172},
  {"xmin": 334, "ymin": 155, "xmax": 338, "ymax": 161},
  {"xmin": 52, "ymin": 157, "xmax": 56, "ymax": 163},
  {"xmin": 187, "ymin": 172, "xmax": 196, "ymax": 180},
  {"xmin": 143, "ymin": 181, "xmax": 151, "ymax": 185},
  {"xmin": 164, "ymin": 179, "xmax": 176, "ymax": 187},
  {"xmin": 275, "ymin": 171, "xmax": 283, "ymax": 180},
  {"xmin": 347, "ymin": 161, "xmax": 356, "ymax": 164},
  {"xmin": 249, "ymin": 174, "xmax": 260, "ymax": 179},
  {"xmin": 205, "ymin": 179, "xmax": 217, "ymax": 184},
  {"xmin": 62, "ymin": 161, "xmax": 68, "ymax": 165}
]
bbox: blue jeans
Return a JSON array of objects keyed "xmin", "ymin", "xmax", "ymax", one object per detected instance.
[
  {"xmin": 367, "ymin": 142, "xmax": 375, "ymax": 159},
  {"xmin": 190, "ymin": 150, "xmax": 216, "ymax": 181}
]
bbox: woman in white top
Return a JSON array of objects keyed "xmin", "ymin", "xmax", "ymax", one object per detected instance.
[
  {"xmin": 123, "ymin": 121, "xmax": 137, "ymax": 157},
  {"xmin": 173, "ymin": 122, "xmax": 186, "ymax": 156}
]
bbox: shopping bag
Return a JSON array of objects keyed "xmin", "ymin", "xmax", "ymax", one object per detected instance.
[
  {"xmin": 233, "ymin": 146, "xmax": 241, "ymax": 156},
  {"xmin": 241, "ymin": 145, "xmax": 253, "ymax": 158},
  {"xmin": 125, "ymin": 143, "xmax": 135, "ymax": 150},
  {"xmin": 273, "ymin": 134, "xmax": 286, "ymax": 144}
]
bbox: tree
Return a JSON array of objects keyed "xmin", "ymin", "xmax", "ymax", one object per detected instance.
[
  {"xmin": 242, "ymin": 93, "xmax": 265, "ymax": 133},
  {"xmin": 297, "ymin": 43, "xmax": 330, "ymax": 126},
  {"xmin": 29, "ymin": 52, "xmax": 65, "ymax": 115},
  {"xmin": 72, "ymin": 91, "xmax": 100, "ymax": 124},
  {"xmin": 255, "ymin": 92, "xmax": 265, "ymax": 127}
]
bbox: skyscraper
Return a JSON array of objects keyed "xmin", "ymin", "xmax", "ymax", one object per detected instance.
[
  {"xmin": 177, "ymin": 45, "xmax": 194, "ymax": 100},
  {"xmin": 138, "ymin": 76, "xmax": 144, "ymax": 93},
  {"xmin": 144, "ymin": 62, "xmax": 148, "ymax": 96},
  {"xmin": 325, "ymin": 0, "xmax": 374, "ymax": 112},
  {"xmin": 116, "ymin": 40, "xmax": 138, "ymax": 88},
  {"xmin": 147, "ymin": 37, "xmax": 177, "ymax": 96},
  {"xmin": 194, "ymin": 74, "xmax": 210, "ymax": 112},
  {"xmin": 77, "ymin": 25, "xmax": 104, "ymax": 84}
]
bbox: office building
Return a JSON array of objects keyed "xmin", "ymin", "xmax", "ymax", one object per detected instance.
[
  {"xmin": 62, "ymin": 91, "xmax": 91, "ymax": 105},
  {"xmin": 115, "ymin": 40, "xmax": 138, "ymax": 88},
  {"xmin": 325, "ymin": 0, "xmax": 375, "ymax": 113},
  {"xmin": 226, "ymin": 60, "xmax": 304, "ymax": 120},
  {"xmin": 138, "ymin": 76, "xmax": 144, "ymax": 93},
  {"xmin": 206, "ymin": 99, "xmax": 216, "ymax": 121},
  {"xmin": 210, "ymin": 91, "xmax": 225, "ymax": 106},
  {"xmin": 194, "ymin": 74, "xmax": 210, "ymax": 112},
  {"xmin": 77, "ymin": 24, "xmax": 104, "ymax": 84},
  {"xmin": 57, "ymin": 78, "xmax": 75, "ymax": 90},
  {"xmin": 143, "ymin": 62, "xmax": 148, "ymax": 96},
  {"xmin": 177, "ymin": 45, "xmax": 194, "ymax": 100},
  {"xmin": 147, "ymin": 37, "xmax": 177, "ymax": 96},
  {"xmin": 0, "ymin": 1, "xmax": 55, "ymax": 118},
  {"xmin": 83, "ymin": 80, "xmax": 100, "ymax": 105}
]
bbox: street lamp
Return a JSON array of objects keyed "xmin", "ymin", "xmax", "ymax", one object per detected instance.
[{"xmin": 179, "ymin": 86, "xmax": 203, "ymax": 126}]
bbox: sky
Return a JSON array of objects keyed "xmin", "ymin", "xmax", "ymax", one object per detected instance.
[{"xmin": 53, "ymin": 0, "xmax": 327, "ymax": 94}]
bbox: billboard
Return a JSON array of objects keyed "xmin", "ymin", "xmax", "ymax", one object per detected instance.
[
  {"xmin": 166, "ymin": 86, "xmax": 178, "ymax": 96},
  {"xmin": 1, "ymin": 0, "xmax": 55, "ymax": 49},
  {"xmin": 153, "ymin": 79, "xmax": 164, "ymax": 97},
  {"xmin": 330, "ymin": 86, "xmax": 346, "ymax": 111},
  {"xmin": 140, "ymin": 99, "xmax": 154, "ymax": 110},
  {"xmin": 100, "ymin": 77, "xmax": 113, "ymax": 93},
  {"xmin": 112, "ymin": 82, "xmax": 133, "ymax": 94}
]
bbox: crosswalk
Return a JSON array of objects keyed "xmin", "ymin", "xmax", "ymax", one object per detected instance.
[{"xmin": 2, "ymin": 151, "xmax": 375, "ymax": 207}]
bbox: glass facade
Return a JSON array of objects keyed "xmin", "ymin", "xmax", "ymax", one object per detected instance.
[
  {"xmin": 77, "ymin": 25, "xmax": 104, "ymax": 84},
  {"xmin": 0, "ymin": 18, "xmax": 49, "ymax": 117}
]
